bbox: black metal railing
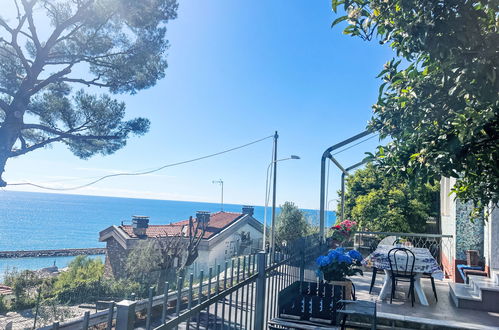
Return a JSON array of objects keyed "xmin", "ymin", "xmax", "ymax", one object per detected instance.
[{"xmin": 36, "ymin": 235, "xmax": 324, "ymax": 330}]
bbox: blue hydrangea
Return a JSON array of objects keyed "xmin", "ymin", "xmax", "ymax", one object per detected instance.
[
  {"xmin": 338, "ymin": 254, "xmax": 352, "ymax": 264},
  {"xmin": 348, "ymin": 249, "xmax": 363, "ymax": 262},
  {"xmin": 335, "ymin": 247, "xmax": 345, "ymax": 254},
  {"xmin": 316, "ymin": 255, "xmax": 330, "ymax": 267},
  {"xmin": 327, "ymin": 249, "xmax": 340, "ymax": 261}
]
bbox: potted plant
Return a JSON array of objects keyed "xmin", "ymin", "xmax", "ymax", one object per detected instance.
[
  {"xmin": 329, "ymin": 219, "xmax": 357, "ymax": 249},
  {"xmin": 316, "ymin": 247, "xmax": 364, "ymax": 300}
]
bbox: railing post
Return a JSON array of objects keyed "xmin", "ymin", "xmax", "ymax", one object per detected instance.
[
  {"xmin": 106, "ymin": 301, "xmax": 115, "ymax": 330},
  {"xmin": 161, "ymin": 281, "xmax": 169, "ymax": 324},
  {"xmin": 299, "ymin": 250, "xmax": 305, "ymax": 283},
  {"xmin": 146, "ymin": 286, "xmax": 154, "ymax": 330},
  {"xmin": 254, "ymin": 252, "xmax": 266, "ymax": 330},
  {"xmin": 82, "ymin": 311, "xmax": 90, "ymax": 330},
  {"xmin": 116, "ymin": 300, "xmax": 136, "ymax": 330}
]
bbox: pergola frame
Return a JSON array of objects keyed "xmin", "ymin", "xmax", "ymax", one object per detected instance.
[{"xmin": 319, "ymin": 130, "xmax": 373, "ymax": 241}]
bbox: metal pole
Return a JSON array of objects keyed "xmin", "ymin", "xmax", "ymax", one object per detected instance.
[
  {"xmin": 254, "ymin": 252, "xmax": 266, "ymax": 330},
  {"xmin": 213, "ymin": 179, "xmax": 224, "ymax": 212},
  {"xmin": 262, "ymin": 163, "xmax": 272, "ymax": 251},
  {"xmin": 319, "ymin": 153, "xmax": 328, "ymax": 242},
  {"xmin": 270, "ymin": 131, "xmax": 278, "ymax": 261},
  {"xmin": 319, "ymin": 131, "xmax": 371, "ymax": 241},
  {"xmin": 341, "ymin": 172, "xmax": 346, "ymax": 221}
]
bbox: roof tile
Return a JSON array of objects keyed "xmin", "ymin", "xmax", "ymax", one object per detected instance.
[{"xmin": 120, "ymin": 212, "xmax": 243, "ymax": 239}]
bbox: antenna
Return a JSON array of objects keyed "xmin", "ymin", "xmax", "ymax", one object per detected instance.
[{"xmin": 212, "ymin": 179, "xmax": 224, "ymax": 211}]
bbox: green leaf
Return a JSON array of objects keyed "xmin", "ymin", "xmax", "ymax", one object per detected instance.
[{"xmin": 332, "ymin": 16, "xmax": 348, "ymax": 28}]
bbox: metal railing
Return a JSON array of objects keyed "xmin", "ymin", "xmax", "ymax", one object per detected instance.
[
  {"xmin": 353, "ymin": 231, "xmax": 453, "ymax": 268},
  {"xmin": 37, "ymin": 235, "xmax": 324, "ymax": 330}
]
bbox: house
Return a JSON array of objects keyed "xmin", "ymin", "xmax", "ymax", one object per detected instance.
[
  {"xmin": 99, "ymin": 206, "xmax": 263, "ymax": 278},
  {"xmin": 440, "ymin": 177, "xmax": 499, "ymax": 312}
]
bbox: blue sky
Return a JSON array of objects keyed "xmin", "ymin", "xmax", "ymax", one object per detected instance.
[{"xmin": 4, "ymin": 1, "xmax": 393, "ymax": 209}]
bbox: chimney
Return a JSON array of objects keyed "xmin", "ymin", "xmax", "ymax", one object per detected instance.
[
  {"xmin": 196, "ymin": 211, "xmax": 211, "ymax": 224},
  {"xmin": 132, "ymin": 215, "xmax": 149, "ymax": 237},
  {"xmin": 242, "ymin": 206, "xmax": 254, "ymax": 216}
]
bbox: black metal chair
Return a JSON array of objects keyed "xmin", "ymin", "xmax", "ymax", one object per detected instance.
[
  {"xmin": 388, "ymin": 247, "xmax": 416, "ymax": 306},
  {"xmin": 369, "ymin": 236, "xmax": 397, "ymax": 294},
  {"xmin": 421, "ymin": 242, "xmax": 438, "ymax": 301}
]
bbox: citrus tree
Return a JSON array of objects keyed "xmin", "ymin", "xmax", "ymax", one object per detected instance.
[
  {"xmin": 340, "ymin": 163, "xmax": 439, "ymax": 232},
  {"xmin": 331, "ymin": 0, "xmax": 498, "ymax": 212}
]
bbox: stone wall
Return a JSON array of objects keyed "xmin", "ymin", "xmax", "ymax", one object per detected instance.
[
  {"xmin": 455, "ymin": 199, "xmax": 484, "ymax": 261},
  {"xmin": 104, "ymin": 237, "xmax": 130, "ymax": 278}
]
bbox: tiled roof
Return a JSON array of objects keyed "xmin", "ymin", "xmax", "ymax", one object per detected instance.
[
  {"xmin": 119, "ymin": 212, "xmax": 243, "ymax": 239},
  {"xmin": 0, "ymin": 285, "xmax": 13, "ymax": 295},
  {"xmin": 120, "ymin": 224, "xmax": 183, "ymax": 238}
]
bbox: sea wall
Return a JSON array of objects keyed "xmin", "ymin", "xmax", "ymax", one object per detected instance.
[{"xmin": 0, "ymin": 248, "xmax": 106, "ymax": 258}]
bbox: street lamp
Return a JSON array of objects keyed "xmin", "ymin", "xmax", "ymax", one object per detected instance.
[
  {"xmin": 212, "ymin": 179, "xmax": 224, "ymax": 211},
  {"xmin": 262, "ymin": 155, "xmax": 300, "ymax": 252}
]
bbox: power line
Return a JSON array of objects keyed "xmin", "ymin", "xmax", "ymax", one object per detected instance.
[{"xmin": 8, "ymin": 134, "xmax": 274, "ymax": 191}]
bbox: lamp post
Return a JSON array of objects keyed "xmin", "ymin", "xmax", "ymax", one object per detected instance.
[
  {"xmin": 212, "ymin": 179, "xmax": 224, "ymax": 211},
  {"xmin": 262, "ymin": 154, "xmax": 300, "ymax": 253}
]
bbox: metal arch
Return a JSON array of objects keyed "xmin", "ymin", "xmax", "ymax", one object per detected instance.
[
  {"xmin": 319, "ymin": 130, "xmax": 374, "ymax": 241},
  {"xmin": 340, "ymin": 159, "xmax": 371, "ymax": 222}
]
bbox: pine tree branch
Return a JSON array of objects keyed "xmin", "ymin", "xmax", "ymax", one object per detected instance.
[
  {"xmin": 13, "ymin": 123, "xmax": 121, "ymax": 156},
  {"xmin": 0, "ymin": 99, "xmax": 9, "ymax": 111},
  {"xmin": 22, "ymin": 123, "xmax": 120, "ymax": 140},
  {"xmin": 29, "ymin": 65, "xmax": 74, "ymax": 95},
  {"xmin": 9, "ymin": 9, "xmax": 31, "ymax": 74},
  {"xmin": 21, "ymin": 0, "xmax": 42, "ymax": 51},
  {"xmin": 0, "ymin": 17, "xmax": 13, "ymax": 33},
  {"xmin": 62, "ymin": 76, "xmax": 111, "ymax": 88}
]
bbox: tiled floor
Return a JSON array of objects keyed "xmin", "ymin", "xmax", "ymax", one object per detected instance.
[{"xmin": 350, "ymin": 271, "xmax": 499, "ymax": 329}]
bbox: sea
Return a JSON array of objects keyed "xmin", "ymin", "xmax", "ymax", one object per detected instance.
[{"xmin": 0, "ymin": 190, "xmax": 336, "ymax": 281}]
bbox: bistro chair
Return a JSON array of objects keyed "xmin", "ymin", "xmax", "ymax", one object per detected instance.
[
  {"xmin": 421, "ymin": 242, "xmax": 439, "ymax": 301},
  {"xmin": 388, "ymin": 247, "xmax": 416, "ymax": 306},
  {"xmin": 369, "ymin": 235, "xmax": 397, "ymax": 294}
]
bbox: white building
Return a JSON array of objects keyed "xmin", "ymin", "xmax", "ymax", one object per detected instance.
[
  {"xmin": 440, "ymin": 178, "xmax": 499, "ymax": 312},
  {"xmin": 99, "ymin": 206, "xmax": 263, "ymax": 278}
]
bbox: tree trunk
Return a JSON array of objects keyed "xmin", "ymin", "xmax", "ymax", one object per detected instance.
[{"xmin": 0, "ymin": 106, "xmax": 24, "ymax": 187}]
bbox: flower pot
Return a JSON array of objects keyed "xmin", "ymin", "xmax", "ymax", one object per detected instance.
[{"xmin": 327, "ymin": 280, "xmax": 353, "ymax": 302}]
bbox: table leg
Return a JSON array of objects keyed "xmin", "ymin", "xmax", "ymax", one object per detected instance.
[
  {"xmin": 414, "ymin": 274, "xmax": 429, "ymax": 306},
  {"xmin": 378, "ymin": 270, "xmax": 392, "ymax": 300}
]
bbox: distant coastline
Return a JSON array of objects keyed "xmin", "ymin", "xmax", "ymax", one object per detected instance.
[
  {"xmin": 0, "ymin": 248, "xmax": 105, "ymax": 259},
  {"xmin": 0, "ymin": 190, "xmax": 335, "ymax": 278}
]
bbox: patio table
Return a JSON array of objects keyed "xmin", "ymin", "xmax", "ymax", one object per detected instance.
[{"xmin": 363, "ymin": 245, "xmax": 444, "ymax": 306}]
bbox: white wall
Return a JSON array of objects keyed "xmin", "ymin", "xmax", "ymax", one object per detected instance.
[
  {"xmin": 440, "ymin": 177, "xmax": 457, "ymax": 263},
  {"xmin": 485, "ymin": 206, "xmax": 499, "ymax": 273},
  {"xmin": 189, "ymin": 220, "xmax": 263, "ymax": 275}
]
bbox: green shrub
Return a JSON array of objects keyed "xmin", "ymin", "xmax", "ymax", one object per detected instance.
[
  {"xmin": 52, "ymin": 256, "xmax": 140, "ymax": 304},
  {"xmin": 340, "ymin": 163, "xmax": 439, "ymax": 233},
  {"xmin": 3, "ymin": 268, "xmax": 42, "ymax": 310}
]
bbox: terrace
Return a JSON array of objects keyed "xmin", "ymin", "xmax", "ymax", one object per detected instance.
[
  {"xmin": 20, "ymin": 231, "xmax": 498, "ymax": 330},
  {"xmin": 349, "ymin": 271, "xmax": 499, "ymax": 329}
]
